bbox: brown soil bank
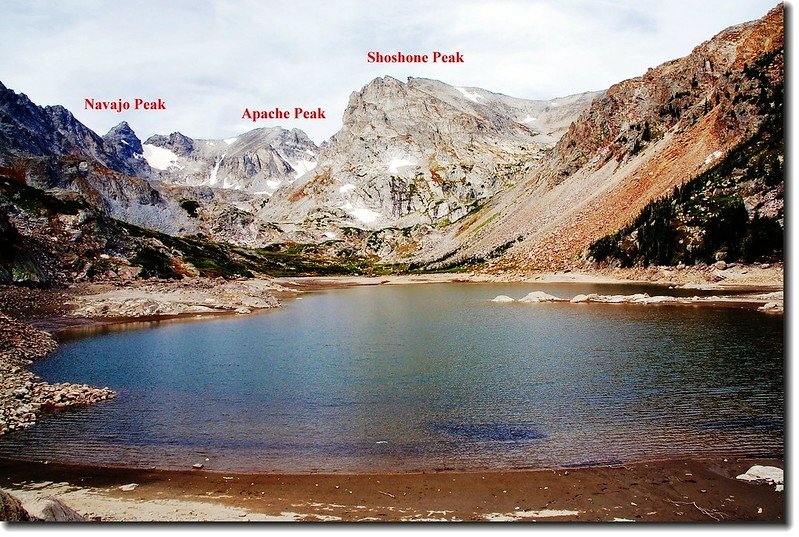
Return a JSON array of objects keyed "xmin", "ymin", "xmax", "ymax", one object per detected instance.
[{"xmin": 0, "ymin": 456, "xmax": 784, "ymax": 522}]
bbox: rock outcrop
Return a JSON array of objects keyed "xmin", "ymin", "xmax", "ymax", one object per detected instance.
[
  {"xmin": 67, "ymin": 278, "xmax": 284, "ymax": 318},
  {"xmin": 0, "ymin": 490, "xmax": 31, "ymax": 521}
]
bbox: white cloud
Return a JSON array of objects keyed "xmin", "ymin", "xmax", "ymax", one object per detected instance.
[{"xmin": 0, "ymin": 0, "xmax": 780, "ymax": 145}]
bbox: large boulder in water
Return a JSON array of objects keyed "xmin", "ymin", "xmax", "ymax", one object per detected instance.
[{"xmin": 518, "ymin": 291, "xmax": 565, "ymax": 303}]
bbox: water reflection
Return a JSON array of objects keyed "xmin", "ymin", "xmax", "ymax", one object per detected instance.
[{"xmin": 0, "ymin": 283, "xmax": 783, "ymax": 472}]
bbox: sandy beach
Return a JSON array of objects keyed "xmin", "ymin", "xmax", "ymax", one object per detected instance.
[{"xmin": 0, "ymin": 456, "xmax": 784, "ymax": 522}]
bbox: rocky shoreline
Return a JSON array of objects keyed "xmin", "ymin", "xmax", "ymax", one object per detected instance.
[
  {"xmin": 0, "ymin": 278, "xmax": 290, "ymax": 437},
  {"xmin": 0, "ymin": 312, "xmax": 115, "ymax": 436},
  {"xmin": 67, "ymin": 278, "xmax": 290, "ymax": 318}
]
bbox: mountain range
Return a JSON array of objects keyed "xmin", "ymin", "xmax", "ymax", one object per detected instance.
[{"xmin": 0, "ymin": 3, "xmax": 784, "ymax": 283}]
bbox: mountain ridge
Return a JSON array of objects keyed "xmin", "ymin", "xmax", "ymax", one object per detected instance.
[
  {"xmin": 432, "ymin": 2, "xmax": 784, "ymax": 272},
  {"xmin": 0, "ymin": 3, "xmax": 784, "ymax": 282}
]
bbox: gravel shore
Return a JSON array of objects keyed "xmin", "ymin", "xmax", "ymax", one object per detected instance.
[{"xmin": 0, "ymin": 312, "xmax": 115, "ymax": 436}]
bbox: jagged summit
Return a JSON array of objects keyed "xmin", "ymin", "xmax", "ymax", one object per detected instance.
[
  {"xmin": 142, "ymin": 126, "xmax": 318, "ymax": 193},
  {"xmin": 0, "ymin": 83, "xmax": 148, "ymax": 178},
  {"xmin": 261, "ymin": 75, "xmax": 598, "ymax": 236},
  {"xmin": 103, "ymin": 121, "xmax": 149, "ymax": 176}
]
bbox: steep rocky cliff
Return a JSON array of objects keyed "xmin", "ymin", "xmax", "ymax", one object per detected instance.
[
  {"xmin": 0, "ymin": 84, "xmax": 195, "ymax": 236},
  {"xmin": 440, "ymin": 3, "xmax": 784, "ymax": 271},
  {"xmin": 263, "ymin": 77, "xmax": 598, "ymax": 232},
  {"xmin": 0, "ymin": 84, "xmax": 148, "ymax": 178},
  {"xmin": 587, "ymin": 59, "xmax": 783, "ymax": 267}
]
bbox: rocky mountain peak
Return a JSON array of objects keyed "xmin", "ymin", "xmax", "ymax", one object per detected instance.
[
  {"xmin": 262, "ymin": 76, "xmax": 598, "ymax": 238},
  {"xmin": 141, "ymin": 127, "xmax": 319, "ymax": 194},
  {"xmin": 103, "ymin": 121, "xmax": 149, "ymax": 176},
  {"xmin": 0, "ymin": 82, "xmax": 145, "ymax": 178},
  {"xmin": 105, "ymin": 121, "xmax": 137, "ymax": 142},
  {"xmin": 144, "ymin": 132, "xmax": 195, "ymax": 157}
]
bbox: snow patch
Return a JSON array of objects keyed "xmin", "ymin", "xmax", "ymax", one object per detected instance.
[
  {"xmin": 292, "ymin": 159, "xmax": 317, "ymax": 178},
  {"xmin": 704, "ymin": 150, "xmax": 723, "ymax": 165},
  {"xmin": 323, "ymin": 231, "xmax": 338, "ymax": 239},
  {"xmin": 522, "ymin": 115, "xmax": 538, "ymax": 123},
  {"xmin": 456, "ymin": 87, "xmax": 486, "ymax": 103},
  {"xmin": 387, "ymin": 157, "xmax": 415, "ymax": 174},
  {"xmin": 340, "ymin": 202, "xmax": 381, "ymax": 224},
  {"xmin": 485, "ymin": 509, "xmax": 580, "ymax": 521},
  {"xmin": 209, "ymin": 154, "xmax": 225, "ymax": 185},
  {"xmin": 224, "ymin": 137, "xmax": 238, "ymax": 145},
  {"xmin": 266, "ymin": 180, "xmax": 282, "ymax": 190},
  {"xmin": 350, "ymin": 207, "xmax": 381, "ymax": 224},
  {"xmin": 142, "ymin": 144, "xmax": 181, "ymax": 171},
  {"xmin": 339, "ymin": 183, "xmax": 356, "ymax": 194}
]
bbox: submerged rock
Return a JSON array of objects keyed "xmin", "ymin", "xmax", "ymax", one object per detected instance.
[{"xmin": 490, "ymin": 295, "xmax": 515, "ymax": 303}]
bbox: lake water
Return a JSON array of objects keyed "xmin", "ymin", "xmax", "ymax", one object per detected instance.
[{"xmin": 0, "ymin": 283, "xmax": 784, "ymax": 472}]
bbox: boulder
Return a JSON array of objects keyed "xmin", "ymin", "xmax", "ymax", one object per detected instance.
[
  {"xmin": 518, "ymin": 291, "xmax": 564, "ymax": 303},
  {"xmin": 490, "ymin": 295, "xmax": 515, "ymax": 303},
  {"xmin": 24, "ymin": 497, "xmax": 86, "ymax": 521},
  {"xmin": 736, "ymin": 465, "xmax": 783, "ymax": 491},
  {"xmin": 758, "ymin": 302, "xmax": 782, "ymax": 313},
  {"xmin": 0, "ymin": 490, "xmax": 32, "ymax": 521}
]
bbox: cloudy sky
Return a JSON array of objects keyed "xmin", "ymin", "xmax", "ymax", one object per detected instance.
[{"xmin": 0, "ymin": 0, "xmax": 781, "ymax": 144}]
